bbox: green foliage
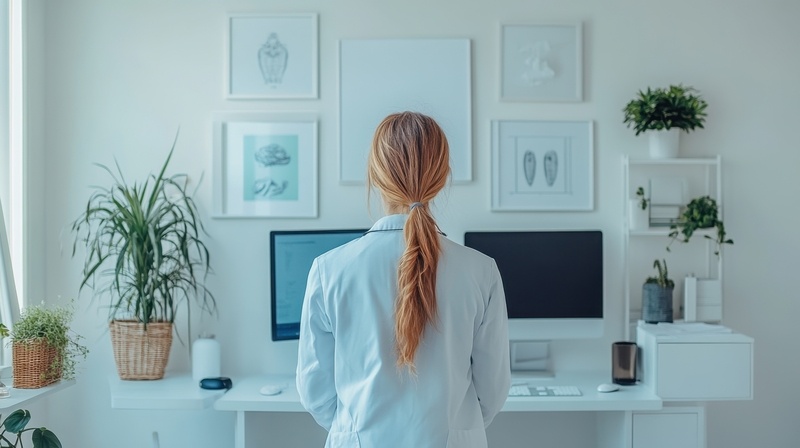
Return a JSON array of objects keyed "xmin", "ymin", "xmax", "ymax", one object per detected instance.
[
  {"xmin": 635, "ymin": 186, "xmax": 648, "ymax": 210},
  {"xmin": 70, "ymin": 135, "xmax": 216, "ymax": 335},
  {"xmin": 0, "ymin": 409, "xmax": 61, "ymax": 448},
  {"xmin": 623, "ymin": 84, "xmax": 708, "ymax": 135},
  {"xmin": 644, "ymin": 259, "xmax": 674, "ymax": 288},
  {"xmin": 668, "ymin": 195, "xmax": 733, "ymax": 255},
  {"xmin": 8, "ymin": 302, "xmax": 88, "ymax": 381}
]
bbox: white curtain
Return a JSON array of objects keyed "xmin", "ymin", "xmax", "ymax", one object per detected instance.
[{"xmin": 0, "ymin": 198, "xmax": 19, "ymax": 368}]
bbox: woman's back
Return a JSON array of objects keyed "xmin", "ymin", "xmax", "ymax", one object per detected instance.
[{"xmin": 297, "ymin": 214, "xmax": 509, "ymax": 447}]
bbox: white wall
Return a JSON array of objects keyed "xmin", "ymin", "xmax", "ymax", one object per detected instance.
[{"xmin": 25, "ymin": 0, "xmax": 799, "ymax": 447}]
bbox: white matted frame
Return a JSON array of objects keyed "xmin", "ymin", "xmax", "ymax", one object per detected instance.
[
  {"xmin": 492, "ymin": 120, "xmax": 593, "ymax": 211},
  {"xmin": 226, "ymin": 14, "xmax": 318, "ymax": 99},
  {"xmin": 339, "ymin": 38, "xmax": 472, "ymax": 184},
  {"xmin": 212, "ymin": 112, "xmax": 318, "ymax": 218},
  {"xmin": 500, "ymin": 22, "xmax": 582, "ymax": 102}
]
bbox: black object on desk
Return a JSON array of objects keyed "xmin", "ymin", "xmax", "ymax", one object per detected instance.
[{"xmin": 200, "ymin": 377, "xmax": 233, "ymax": 390}]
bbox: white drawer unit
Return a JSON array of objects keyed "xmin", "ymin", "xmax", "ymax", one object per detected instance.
[
  {"xmin": 636, "ymin": 323, "xmax": 753, "ymax": 400},
  {"xmin": 597, "ymin": 406, "xmax": 705, "ymax": 448}
]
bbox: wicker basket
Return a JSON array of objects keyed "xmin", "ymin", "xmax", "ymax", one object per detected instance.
[
  {"xmin": 13, "ymin": 338, "xmax": 61, "ymax": 389},
  {"xmin": 109, "ymin": 320, "xmax": 173, "ymax": 380}
]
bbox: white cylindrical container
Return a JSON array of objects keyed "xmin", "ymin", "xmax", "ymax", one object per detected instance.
[{"xmin": 192, "ymin": 335, "xmax": 221, "ymax": 382}]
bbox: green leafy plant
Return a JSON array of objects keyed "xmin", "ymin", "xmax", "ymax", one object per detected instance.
[
  {"xmin": 644, "ymin": 259, "xmax": 674, "ymax": 288},
  {"xmin": 0, "ymin": 409, "xmax": 61, "ymax": 447},
  {"xmin": 667, "ymin": 195, "xmax": 733, "ymax": 255},
  {"xmin": 70, "ymin": 135, "xmax": 216, "ymax": 336},
  {"xmin": 623, "ymin": 84, "xmax": 708, "ymax": 135},
  {"xmin": 7, "ymin": 302, "xmax": 88, "ymax": 382},
  {"xmin": 635, "ymin": 186, "xmax": 648, "ymax": 210}
]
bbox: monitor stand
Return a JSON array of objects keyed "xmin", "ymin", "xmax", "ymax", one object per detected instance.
[{"xmin": 510, "ymin": 341, "xmax": 553, "ymax": 378}]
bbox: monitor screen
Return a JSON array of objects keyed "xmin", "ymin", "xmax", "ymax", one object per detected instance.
[
  {"xmin": 270, "ymin": 229, "xmax": 367, "ymax": 341},
  {"xmin": 464, "ymin": 230, "xmax": 603, "ymax": 341}
]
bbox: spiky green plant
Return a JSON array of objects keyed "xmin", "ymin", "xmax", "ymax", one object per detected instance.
[
  {"xmin": 623, "ymin": 84, "xmax": 708, "ymax": 135},
  {"xmin": 70, "ymin": 135, "xmax": 216, "ymax": 336},
  {"xmin": 8, "ymin": 302, "xmax": 88, "ymax": 382},
  {"xmin": 0, "ymin": 409, "xmax": 61, "ymax": 448},
  {"xmin": 645, "ymin": 259, "xmax": 674, "ymax": 289}
]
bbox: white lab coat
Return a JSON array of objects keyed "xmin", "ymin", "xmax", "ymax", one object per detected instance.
[{"xmin": 297, "ymin": 214, "xmax": 510, "ymax": 448}]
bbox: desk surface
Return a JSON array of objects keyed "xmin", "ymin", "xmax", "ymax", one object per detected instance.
[
  {"xmin": 109, "ymin": 373, "xmax": 225, "ymax": 410},
  {"xmin": 213, "ymin": 371, "xmax": 662, "ymax": 413}
]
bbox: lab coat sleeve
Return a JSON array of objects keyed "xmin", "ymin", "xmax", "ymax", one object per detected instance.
[
  {"xmin": 296, "ymin": 259, "xmax": 337, "ymax": 431},
  {"xmin": 471, "ymin": 260, "xmax": 511, "ymax": 428}
]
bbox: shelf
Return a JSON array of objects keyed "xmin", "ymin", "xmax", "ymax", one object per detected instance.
[
  {"xmin": 0, "ymin": 379, "xmax": 75, "ymax": 410},
  {"xmin": 109, "ymin": 372, "xmax": 225, "ymax": 410},
  {"xmin": 628, "ymin": 228, "xmax": 716, "ymax": 238},
  {"xmin": 626, "ymin": 157, "xmax": 720, "ymax": 166}
]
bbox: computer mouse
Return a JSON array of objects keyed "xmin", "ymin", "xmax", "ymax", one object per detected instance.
[
  {"xmin": 259, "ymin": 384, "xmax": 284, "ymax": 396},
  {"xmin": 597, "ymin": 383, "xmax": 620, "ymax": 393}
]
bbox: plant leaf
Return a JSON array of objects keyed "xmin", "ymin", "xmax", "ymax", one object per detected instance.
[
  {"xmin": 32, "ymin": 428, "xmax": 62, "ymax": 448},
  {"xmin": 2, "ymin": 409, "xmax": 30, "ymax": 434}
]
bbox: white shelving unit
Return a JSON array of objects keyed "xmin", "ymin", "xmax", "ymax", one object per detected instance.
[{"xmin": 622, "ymin": 155, "xmax": 724, "ymax": 340}]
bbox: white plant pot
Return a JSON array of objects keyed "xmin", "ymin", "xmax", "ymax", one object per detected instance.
[
  {"xmin": 629, "ymin": 199, "xmax": 649, "ymax": 230},
  {"xmin": 648, "ymin": 128, "xmax": 681, "ymax": 158}
]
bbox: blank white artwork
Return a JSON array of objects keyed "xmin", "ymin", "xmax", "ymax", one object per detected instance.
[
  {"xmin": 339, "ymin": 39, "xmax": 472, "ymax": 184},
  {"xmin": 492, "ymin": 120, "xmax": 593, "ymax": 211},
  {"xmin": 227, "ymin": 14, "xmax": 318, "ymax": 99},
  {"xmin": 501, "ymin": 23, "xmax": 582, "ymax": 102}
]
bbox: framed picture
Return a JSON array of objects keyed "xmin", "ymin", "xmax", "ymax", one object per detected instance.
[
  {"xmin": 491, "ymin": 120, "xmax": 593, "ymax": 211},
  {"xmin": 500, "ymin": 22, "xmax": 582, "ymax": 102},
  {"xmin": 212, "ymin": 113, "xmax": 318, "ymax": 218},
  {"xmin": 226, "ymin": 14, "xmax": 318, "ymax": 99},
  {"xmin": 339, "ymin": 38, "xmax": 472, "ymax": 184}
]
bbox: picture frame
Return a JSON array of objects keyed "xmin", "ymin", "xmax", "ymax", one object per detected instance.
[
  {"xmin": 226, "ymin": 14, "xmax": 318, "ymax": 99},
  {"xmin": 491, "ymin": 120, "xmax": 593, "ymax": 211},
  {"xmin": 500, "ymin": 22, "xmax": 583, "ymax": 102},
  {"xmin": 338, "ymin": 38, "xmax": 472, "ymax": 184},
  {"xmin": 212, "ymin": 112, "xmax": 318, "ymax": 218}
]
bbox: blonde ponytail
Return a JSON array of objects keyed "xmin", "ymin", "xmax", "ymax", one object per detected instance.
[{"xmin": 367, "ymin": 112, "xmax": 450, "ymax": 371}]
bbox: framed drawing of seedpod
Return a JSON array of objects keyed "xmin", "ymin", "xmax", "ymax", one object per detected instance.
[{"xmin": 491, "ymin": 120, "xmax": 593, "ymax": 211}]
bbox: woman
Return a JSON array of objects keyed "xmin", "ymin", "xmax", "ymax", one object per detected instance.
[{"xmin": 296, "ymin": 112, "xmax": 510, "ymax": 448}]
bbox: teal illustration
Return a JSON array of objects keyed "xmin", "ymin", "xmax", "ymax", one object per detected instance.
[{"xmin": 242, "ymin": 134, "xmax": 299, "ymax": 201}]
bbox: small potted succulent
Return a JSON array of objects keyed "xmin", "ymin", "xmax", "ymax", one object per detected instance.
[
  {"xmin": 642, "ymin": 259, "xmax": 674, "ymax": 324},
  {"xmin": 623, "ymin": 84, "xmax": 708, "ymax": 158}
]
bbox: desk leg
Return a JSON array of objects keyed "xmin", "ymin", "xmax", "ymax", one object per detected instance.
[{"xmin": 235, "ymin": 411, "xmax": 245, "ymax": 448}]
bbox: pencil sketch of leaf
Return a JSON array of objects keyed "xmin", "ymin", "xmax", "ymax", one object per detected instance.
[{"xmin": 523, "ymin": 151, "xmax": 536, "ymax": 186}]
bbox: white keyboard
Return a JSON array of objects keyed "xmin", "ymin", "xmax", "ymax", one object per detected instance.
[{"xmin": 508, "ymin": 384, "xmax": 582, "ymax": 397}]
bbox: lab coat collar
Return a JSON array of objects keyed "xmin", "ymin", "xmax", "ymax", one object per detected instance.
[{"xmin": 367, "ymin": 214, "xmax": 408, "ymax": 233}]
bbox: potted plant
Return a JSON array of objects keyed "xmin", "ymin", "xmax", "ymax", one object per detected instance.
[
  {"xmin": 0, "ymin": 409, "xmax": 61, "ymax": 447},
  {"xmin": 71, "ymin": 137, "xmax": 216, "ymax": 380},
  {"xmin": 642, "ymin": 259, "xmax": 674, "ymax": 324},
  {"xmin": 667, "ymin": 195, "xmax": 733, "ymax": 256},
  {"xmin": 1, "ymin": 302, "xmax": 88, "ymax": 389},
  {"xmin": 623, "ymin": 84, "xmax": 708, "ymax": 158}
]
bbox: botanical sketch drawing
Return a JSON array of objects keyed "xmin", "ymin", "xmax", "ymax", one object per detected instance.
[
  {"xmin": 523, "ymin": 151, "xmax": 536, "ymax": 186},
  {"xmin": 253, "ymin": 143, "xmax": 291, "ymax": 198},
  {"xmin": 519, "ymin": 41, "xmax": 555, "ymax": 86},
  {"xmin": 544, "ymin": 150, "xmax": 558, "ymax": 187},
  {"xmin": 513, "ymin": 137, "xmax": 569, "ymax": 194},
  {"xmin": 258, "ymin": 32, "xmax": 288, "ymax": 85}
]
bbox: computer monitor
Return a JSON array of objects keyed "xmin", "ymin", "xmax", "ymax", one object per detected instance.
[
  {"xmin": 463, "ymin": 230, "xmax": 604, "ymax": 342},
  {"xmin": 270, "ymin": 229, "xmax": 367, "ymax": 341}
]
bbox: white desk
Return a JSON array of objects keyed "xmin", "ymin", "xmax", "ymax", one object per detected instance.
[
  {"xmin": 213, "ymin": 371, "xmax": 662, "ymax": 448},
  {"xmin": 108, "ymin": 373, "xmax": 225, "ymax": 410}
]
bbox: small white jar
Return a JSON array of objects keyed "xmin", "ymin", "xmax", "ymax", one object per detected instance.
[{"xmin": 192, "ymin": 334, "xmax": 221, "ymax": 382}]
